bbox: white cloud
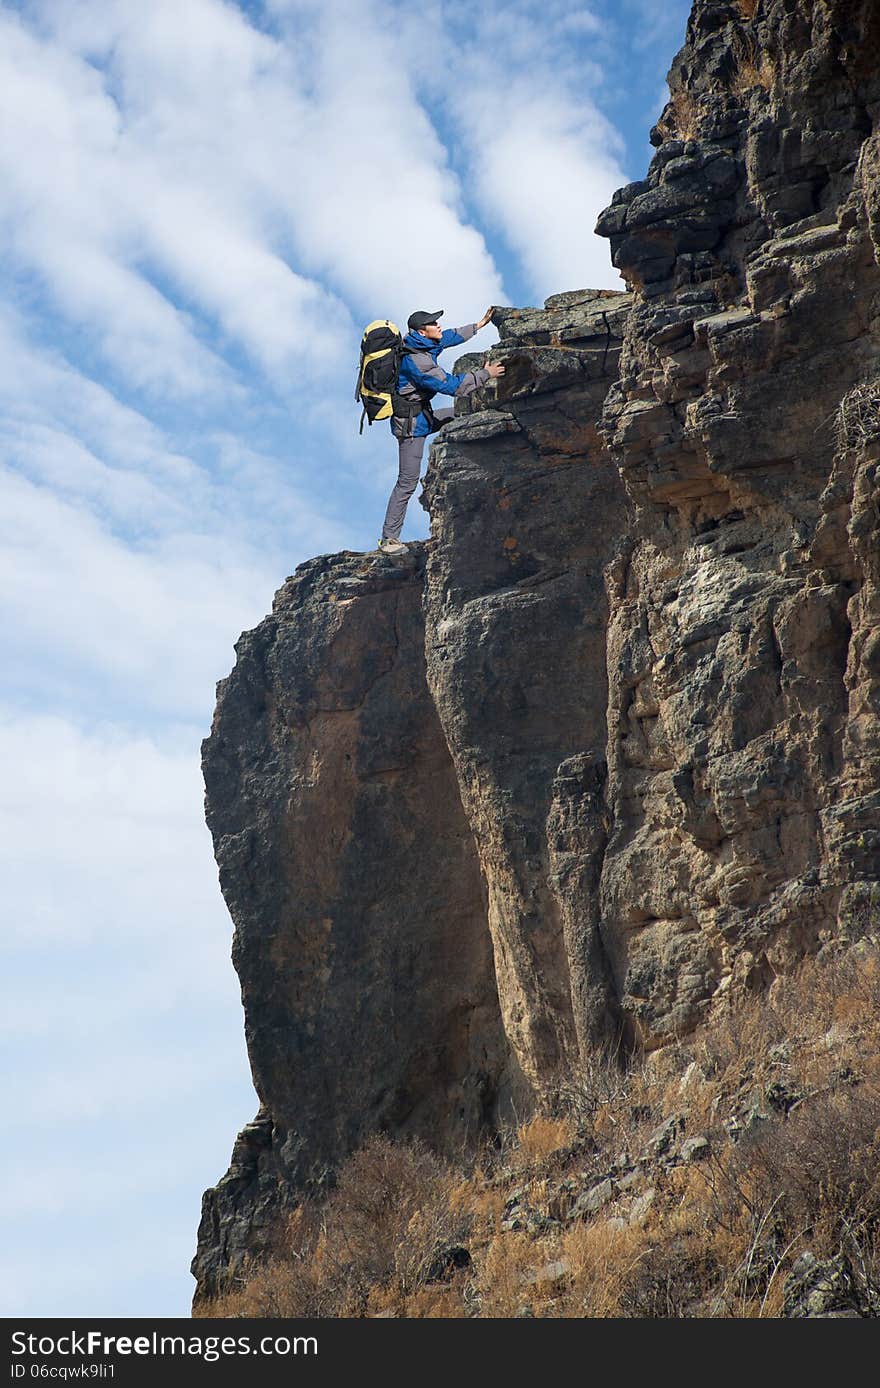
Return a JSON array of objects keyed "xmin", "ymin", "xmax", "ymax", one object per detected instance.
[
  {"xmin": 621, "ymin": 0, "xmax": 692, "ymax": 56},
  {"xmin": 0, "ymin": 464, "xmax": 280, "ymax": 715},
  {"xmin": 462, "ymin": 106, "xmax": 627, "ymax": 297},
  {"xmin": 0, "ymin": 1, "xmax": 349, "ymax": 392},
  {"xmin": 231, "ymin": 0, "xmax": 507, "ymax": 324},
  {"xmin": 0, "ymin": 308, "xmax": 351, "ymax": 717},
  {"xmin": 2, "ymin": 0, "xmax": 507, "ymax": 403},
  {"xmin": 394, "ymin": 0, "xmax": 629, "ymax": 300},
  {"xmin": 2, "ymin": 0, "xmax": 634, "ymax": 408},
  {"xmin": 0, "ymin": 307, "xmax": 201, "ymax": 484},
  {"xmin": 0, "ymin": 712, "xmax": 223, "ymax": 945},
  {"xmin": 0, "ymin": 12, "xmax": 230, "ymax": 395}
]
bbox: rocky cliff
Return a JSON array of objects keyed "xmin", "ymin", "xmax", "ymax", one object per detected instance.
[
  {"xmin": 596, "ymin": 0, "xmax": 880, "ymax": 1042},
  {"xmin": 193, "ymin": 0, "xmax": 880, "ymax": 1303}
]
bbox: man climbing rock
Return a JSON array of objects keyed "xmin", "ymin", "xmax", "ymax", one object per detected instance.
[{"xmin": 377, "ymin": 308, "xmax": 504, "ymax": 553}]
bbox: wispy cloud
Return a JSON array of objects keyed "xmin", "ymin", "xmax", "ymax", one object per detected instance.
[
  {"xmin": 619, "ymin": 0, "xmax": 691, "ymax": 56},
  {"xmin": 3, "ymin": 0, "xmax": 506, "ymax": 404},
  {"xmin": 393, "ymin": 0, "xmax": 629, "ymax": 299},
  {"xmin": 0, "ymin": 3, "xmax": 351, "ymax": 394},
  {"xmin": 0, "ymin": 305, "xmax": 351, "ymax": 718}
]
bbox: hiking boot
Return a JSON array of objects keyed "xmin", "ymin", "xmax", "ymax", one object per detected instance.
[{"xmin": 377, "ymin": 536, "xmax": 408, "ymax": 554}]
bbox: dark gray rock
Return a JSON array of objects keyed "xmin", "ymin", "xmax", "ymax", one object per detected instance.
[
  {"xmin": 193, "ymin": 546, "xmax": 516, "ymax": 1300},
  {"xmin": 783, "ymin": 1252, "xmax": 860, "ymax": 1318},
  {"xmin": 567, "ymin": 1178, "xmax": 615, "ymax": 1221},
  {"xmin": 641, "ymin": 1115, "xmax": 683, "ymax": 1162},
  {"xmin": 593, "ymin": 0, "xmax": 880, "ymax": 1047}
]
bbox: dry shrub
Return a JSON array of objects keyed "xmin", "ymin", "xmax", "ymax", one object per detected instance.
[
  {"xmin": 328, "ymin": 1136, "xmax": 457, "ymax": 1285},
  {"xmin": 731, "ymin": 52, "xmax": 775, "ymax": 95},
  {"xmin": 512, "ymin": 1114, "xmax": 574, "ymax": 1169},
  {"xmin": 561, "ymin": 1220, "xmax": 647, "ymax": 1317},
  {"xmin": 554, "ymin": 1046, "xmax": 632, "ymax": 1134},
  {"xmin": 197, "ymin": 1252, "xmax": 330, "ymax": 1319},
  {"xmin": 678, "ymin": 1155, "xmax": 799, "ymax": 1316},
  {"xmin": 735, "ymin": 1088, "xmax": 880, "ymax": 1257},
  {"xmin": 204, "ymin": 1134, "xmax": 469, "ymax": 1318},
  {"xmin": 735, "ymin": 0, "xmax": 760, "ymax": 18},
  {"xmin": 652, "ymin": 88, "xmax": 702, "ymax": 144},
  {"xmin": 836, "ymin": 377, "xmax": 880, "ymax": 451},
  {"xmin": 668, "ymin": 89, "xmax": 700, "ymax": 141},
  {"xmin": 202, "ymin": 942, "xmax": 880, "ymax": 1320},
  {"xmin": 700, "ymin": 982, "xmax": 787, "ymax": 1090},
  {"xmin": 367, "ymin": 1277, "xmax": 466, "ymax": 1319},
  {"xmin": 610, "ymin": 1160, "xmax": 806, "ymax": 1318},
  {"xmin": 473, "ymin": 1231, "xmax": 541, "ymax": 1318},
  {"xmin": 778, "ymin": 945, "xmax": 880, "ymax": 1025},
  {"xmin": 731, "ymin": 31, "xmax": 775, "ymax": 94},
  {"xmin": 193, "ymin": 1205, "xmax": 332, "ymax": 1319},
  {"xmin": 399, "ymin": 1282, "xmax": 467, "ymax": 1318},
  {"xmin": 696, "ymin": 944, "xmax": 880, "ymax": 1096},
  {"xmin": 552, "ymin": 1046, "xmax": 665, "ymax": 1173},
  {"xmin": 319, "ymin": 1135, "xmax": 470, "ymax": 1313},
  {"xmin": 689, "ymin": 1083, "xmax": 880, "ymax": 1316},
  {"xmin": 469, "ymin": 1180, "xmax": 508, "ymax": 1237},
  {"xmin": 619, "ymin": 1234, "xmax": 721, "ymax": 1317}
]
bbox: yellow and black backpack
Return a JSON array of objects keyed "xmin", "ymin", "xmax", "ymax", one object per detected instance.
[{"xmin": 355, "ymin": 320, "xmax": 407, "ymax": 434}]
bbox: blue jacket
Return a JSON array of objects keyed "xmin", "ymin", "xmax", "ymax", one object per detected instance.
[{"xmin": 394, "ymin": 324, "xmax": 489, "ymax": 438}]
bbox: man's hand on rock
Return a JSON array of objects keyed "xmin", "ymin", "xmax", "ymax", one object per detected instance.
[
  {"xmin": 484, "ymin": 361, "xmax": 505, "ymax": 379},
  {"xmin": 476, "ymin": 307, "xmax": 496, "ymax": 330}
]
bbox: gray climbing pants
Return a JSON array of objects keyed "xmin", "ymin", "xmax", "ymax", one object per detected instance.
[{"xmin": 381, "ymin": 408, "xmax": 454, "ymax": 540}]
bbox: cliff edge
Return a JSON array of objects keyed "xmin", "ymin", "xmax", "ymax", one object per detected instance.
[{"xmin": 193, "ymin": 0, "xmax": 880, "ymax": 1303}]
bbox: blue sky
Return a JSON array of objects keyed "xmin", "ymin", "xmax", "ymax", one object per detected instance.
[{"xmin": 1, "ymin": 0, "xmax": 691, "ymax": 1317}]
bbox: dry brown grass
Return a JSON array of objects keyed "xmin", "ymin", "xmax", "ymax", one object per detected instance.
[
  {"xmin": 668, "ymin": 89, "xmax": 700, "ymax": 141},
  {"xmin": 199, "ymin": 941, "xmax": 880, "ymax": 1318},
  {"xmin": 652, "ymin": 88, "xmax": 703, "ymax": 144},
  {"xmin": 473, "ymin": 1231, "xmax": 544, "ymax": 1317},
  {"xmin": 199, "ymin": 1134, "xmax": 471, "ymax": 1318},
  {"xmin": 731, "ymin": 54, "xmax": 775, "ymax": 95},
  {"xmin": 512, "ymin": 1114, "xmax": 575, "ymax": 1169},
  {"xmin": 735, "ymin": 0, "xmax": 760, "ymax": 18},
  {"xmin": 561, "ymin": 1220, "xmax": 647, "ymax": 1316},
  {"xmin": 731, "ymin": 32, "xmax": 775, "ymax": 95}
]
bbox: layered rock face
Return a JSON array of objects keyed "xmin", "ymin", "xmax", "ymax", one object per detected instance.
[
  {"xmin": 421, "ymin": 290, "xmax": 632, "ymax": 1085},
  {"xmin": 193, "ymin": 0, "xmax": 880, "ymax": 1301},
  {"xmin": 594, "ymin": 0, "xmax": 880, "ymax": 1043}
]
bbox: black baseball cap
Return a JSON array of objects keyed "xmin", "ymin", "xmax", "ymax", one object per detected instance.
[{"xmin": 407, "ymin": 309, "xmax": 444, "ymax": 330}]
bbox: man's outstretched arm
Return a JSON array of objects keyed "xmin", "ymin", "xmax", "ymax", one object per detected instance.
[{"xmin": 440, "ymin": 306, "xmax": 495, "ymax": 350}]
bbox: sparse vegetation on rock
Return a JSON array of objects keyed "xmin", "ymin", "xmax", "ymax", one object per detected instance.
[{"xmin": 197, "ymin": 945, "xmax": 880, "ymax": 1318}]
